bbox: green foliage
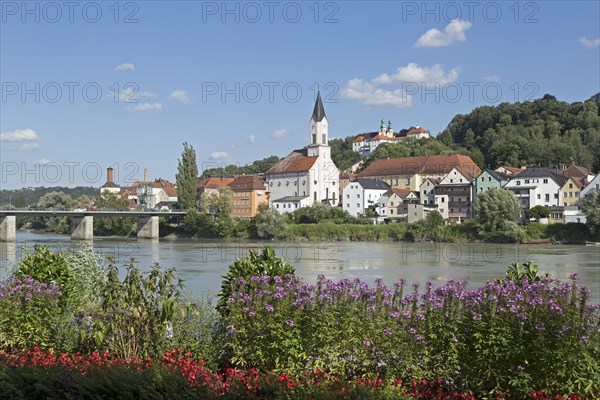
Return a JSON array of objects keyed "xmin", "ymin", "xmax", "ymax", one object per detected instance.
[
  {"xmin": 526, "ymin": 205, "xmax": 551, "ymax": 220},
  {"xmin": 0, "ymin": 186, "xmax": 97, "ymax": 208},
  {"xmin": 582, "ymin": 189, "xmax": 600, "ymax": 238},
  {"xmin": 176, "ymin": 142, "xmax": 199, "ymax": 210},
  {"xmin": 200, "ymin": 155, "xmax": 281, "ymax": 178},
  {"xmin": 250, "ymin": 203, "xmax": 286, "ymax": 239},
  {"xmin": 328, "ymin": 137, "xmax": 361, "ymax": 171},
  {"xmin": 0, "ymin": 276, "xmax": 62, "ymax": 351},
  {"xmin": 34, "ymin": 191, "xmax": 74, "ymax": 233},
  {"xmin": 94, "ymin": 262, "xmax": 187, "ymax": 359},
  {"xmin": 406, "ymin": 211, "xmax": 445, "ymax": 242},
  {"xmin": 440, "ymin": 94, "xmax": 600, "ymax": 171},
  {"xmin": 496, "ymin": 261, "xmax": 549, "ymax": 285},
  {"xmin": 217, "ymin": 248, "xmax": 295, "ymax": 312},
  {"xmin": 94, "ymin": 190, "xmax": 136, "ymax": 236},
  {"xmin": 475, "ymin": 188, "xmax": 521, "ymax": 233},
  {"xmin": 62, "ymin": 244, "xmax": 107, "ymax": 310},
  {"xmin": 288, "ymin": 203, "xmax": 353, "ymax": 224},
  {"xmin": 16, "ymin": 245, "xmax": 75, "ymax": 308}
]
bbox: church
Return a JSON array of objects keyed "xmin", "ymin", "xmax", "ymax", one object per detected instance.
[{"xmin": 264, "ymin": 92, "xmax": 340, "ymax": 212}]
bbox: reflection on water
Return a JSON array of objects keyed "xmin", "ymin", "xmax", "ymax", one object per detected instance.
[{"xmin": 1, "ymin": 231, "xmax": 599, "ymax": 303}]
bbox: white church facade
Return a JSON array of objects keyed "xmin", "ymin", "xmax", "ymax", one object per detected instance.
[{"xmin": 265, "ymin": 92, "xmax": 340, "ymax": 212}]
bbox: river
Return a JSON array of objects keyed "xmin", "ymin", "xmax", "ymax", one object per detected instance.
[{"xmin": 1, "ymin": 231, "xmax": 599, "ymax": 303}]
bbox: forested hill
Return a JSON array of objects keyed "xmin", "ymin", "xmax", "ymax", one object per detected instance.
[
  {"xmin": 0, "ymin": 187, "xmax": 98, "ymax": 207},
  {"xmin": 436, "ymin": 93, "xmax": 600, "ymax": 172}
]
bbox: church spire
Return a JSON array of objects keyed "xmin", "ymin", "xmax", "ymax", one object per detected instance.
[{"xmin": 311, "ymin": 91, "xmax": 326, "ymax": 122}]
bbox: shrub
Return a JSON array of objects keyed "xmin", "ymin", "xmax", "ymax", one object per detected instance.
[
  {"xmin": 0, "ymin": 276, "xmax": 62, "ymax": 351},
  {"xmin": 217, "ymin": 247, "xmax": 295, "ymax": 312}
]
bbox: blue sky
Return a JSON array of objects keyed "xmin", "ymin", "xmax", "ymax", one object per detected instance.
[{"xmin": 1, "ymin": 0, "xmax": 599, "ymax": 189}]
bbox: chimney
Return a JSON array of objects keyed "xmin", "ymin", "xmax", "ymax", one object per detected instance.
[
  {"xmin": 107, "ymin": 167, "xmax": 114, "ymax": 183},
  {"xmin": 144, "ymin": 168, "xmax": 148, "ymax": 182}
]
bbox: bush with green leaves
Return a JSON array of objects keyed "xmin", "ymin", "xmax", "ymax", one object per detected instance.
[
  {"xmin": 93, "ymin": 262, "xmax": 187, "ymax": 359},
  {"xmin": 250, "ymin": 203, "xmax": 286, "ymax": 239},
  {"xmin": 15, "ymin": 245, "xmax": 75, "ymax": 308},
  {"xmin": 0, "ymin": 275, "xmax": 62, "ymax": 351},
  {"xmin": 526, "ymin": 205, "xmax": 551, "ymax": 220},
  {"xmin": 217, "ymin": 247, "xmax": 295, "ymax": 312}
]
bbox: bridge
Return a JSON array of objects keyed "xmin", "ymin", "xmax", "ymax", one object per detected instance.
[{"xmin": 0, "ymin": 209, "xmax": 187, "ymax": 241}]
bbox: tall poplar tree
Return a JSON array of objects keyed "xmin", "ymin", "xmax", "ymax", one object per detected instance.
[{"xmin": 176, "ymin": 142, "xmax": 198, "ymax": 210}]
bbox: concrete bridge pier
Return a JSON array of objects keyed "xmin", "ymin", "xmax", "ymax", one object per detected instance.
[
  {"xmin": 0, "ymin": 215, "xmax": 16, "ymax": 242},
  {"xmin": 137, "ymin": 215, "xmax": 159, "ymax": 239},
  {"xmin": 71, "ymin": 216, "xmax": 94, "ymax": 240}
]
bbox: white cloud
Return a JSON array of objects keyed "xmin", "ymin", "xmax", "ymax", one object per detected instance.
[
  {"xmin": 272, "ymin": 128, "xmax": 289, "ymax": 138},
  {"xmin": 210, "ymin": 151, "xmax": 229, "ymax": 160},
  {"xmin": 0, "ymin": 128, "xmax": 38, "ymax": 142},
  {"xmin": 341, "ymin": 79, "xmax": 412, "ymax": 108},
  {"xmin": 36, "ymin": 158, "xmax": 51, "ymax": 164},
  {"xmin": 115, "ymin": 63, "xmax": 135, "ymax": 71},
  {"xmin": 374, "ymin": 63, "xmax": 460, "ymax": 85},
  {"xmin": 580, "ymin": 36, "xmax": 600, "ymax": 48},
  {"xmin": 483, "ymin": 75, "xmax": 501, "ymax": 82},
  {"xmin": 117, "ymin": 87, "xmax": 156, "ymax": 103},
  {"xmin": 130, "ymin": 102, "xmax": 162, "ymax": 111},
  {"xmin": 17, "ymin": 143, "xmax": 40, "ymax": 151},
  {"xmin": 248, "ymin": 134, "xmax": 256, "ymax": 144},
  {"xmin": 169, "ymin": 89, "xmax": 190, "ymax": 104},
  {"xmin": 415, "ymin": 19, "xmax": 472, "ymax": 48}
]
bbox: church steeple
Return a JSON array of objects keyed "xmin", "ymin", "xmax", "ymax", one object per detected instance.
[{"xmin": 311, "ymin": 91, "xmax": 326, "ymax": 122}]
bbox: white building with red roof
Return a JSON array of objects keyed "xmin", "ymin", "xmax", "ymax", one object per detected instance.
[
  {"xmin": 265, "ymin": 92, "xmax": 339, "ymax": 211},
  {"xmin": 351, "ymin": 122, "xmax": 429, "ymax": 157}
]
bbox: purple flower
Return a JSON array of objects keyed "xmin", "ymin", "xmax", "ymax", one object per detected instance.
[
  {"xmin": 535, "ymin": 323, "xmax": 545, "ymax": 332},
  {"xmin": 569, "ymin": 273, "xmax": 580, "ymax": 281},
  {"xmin": 580, "ymin": 335, "xmax": 589, "ymax": 343},
  {"xmin": 390, "ymin": 310, "xmax": 400, "ymax": 318},
  {"xmin": 363, "ymin": 339, "xmax": 371, "ymax": 347},
  {"xmin": 264, "ymin": 304, "xmax": 274, "ymax": 313},
  {"xmin": 517, "ymin": 365, "xmax": 525, "ymax": 371},
  {"xmin": 285, "ymin": 319, "xmax": 294, "ymax": 327},
  {"xmin": 248, "ymin": 311, "xmax": 256, "ymax": 317},
  {"xmin": 383, "ymin": 329, "xmax": 392, "ymax": 337}
]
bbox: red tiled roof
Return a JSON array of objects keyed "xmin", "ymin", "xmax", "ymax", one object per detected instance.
[
  {"xmin": 562, "ymin": 165, "xmax": 592, "ymax": 179},
  {"xmin": 149, "ymin": 179, "xmax": 175, "ymax": 189},
  {"xmin": 391, "ymin": 188, "xmax": 414, "ymax": 199},
  {"xmin": 407, "ymin": 127, "xmax": 428, "ymax": 135},
  {"xmin": 266, "ymin": 151, "xmax": 318, "ymax": 174},
  {"xmin": 340, "ymin": 172, "xmax": 356, "ymax": 180},
  {"xmin": 228, "ymin": 175, "xmax": 266, "ymax": 191},
  {"xmin": 358, "ymin": 155, "xmax": 481, "ymax": 181},
  {"xmin": 498, "ymin": 165, "xmax": 523, "ymax": 175},
  {"xmin": 163, "ymin": 187, "xmax": 178, "ymax": 197},
  {"xmin": 197, "ymin": 177, "xmax": 235, "ymax": 189},
  {"xmin": 353, "ymin": 136, "xmax": 365, "ymax": 142}
]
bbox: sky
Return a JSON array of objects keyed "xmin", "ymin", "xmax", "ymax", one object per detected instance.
[{"xmin": 1, "ymin": 0, "xmax": 599, "ymax": 189}]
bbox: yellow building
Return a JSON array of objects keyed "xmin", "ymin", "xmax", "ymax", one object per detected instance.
[
  {"xmin": 229, "ymin": 175, "xmax": 269, "ymax": 218},
  {"xmin": 357, "ymin": 154, "xmax": 481, "ymax": 190},
  {"xmin": 560, "ymin": 177, "xmax": 582, "ymax": 207}
]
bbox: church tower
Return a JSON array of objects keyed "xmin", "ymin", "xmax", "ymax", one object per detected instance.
[{"xmin": 307, "ymin": 91, "xmax": 330, "ymax": 158}]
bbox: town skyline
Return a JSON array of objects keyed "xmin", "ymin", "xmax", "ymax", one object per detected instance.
[{"xmin": 1, "ymin": 1, "xmax": 599, "ymax": 189}]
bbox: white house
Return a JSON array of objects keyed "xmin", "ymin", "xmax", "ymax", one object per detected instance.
[
  {"xmin": 272, "ymin": 196, "xmax": 311, "ymax": 214},
  {"xmin": 433, "ymin": 167, "xmax": 475, "ymax": 223},
  {"xmin": 265, "ymin": 92, "xmax": 339, "ymax": 208},
  {"xmin": 342, "ymin": 178, "xmax": 390, "ymax": 217},
  {"xmin": 503, "ymin": 166, "xmax": 567, "ymax": 217},
  {"xmin": 376, "ymin": 189, "xmax": 419, "ymax": 219},
  {"xmin": 580, "ymin": 174, "xmax": 600, "ymax": 203},
  {"xmin": 137, "ymin": 179, "xmax": 177, "ymax": 209}
]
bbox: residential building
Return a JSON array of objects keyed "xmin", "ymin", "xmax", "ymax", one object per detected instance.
[
  {"xmin": 342, "ymin": 178, "xmax": 390, "ymax": 217},
  {"xmin": 228, "ymin": 175, "xmax": 269, "ymax": 218},
  {"xmin": 406, "ymin": 203, "xmax": 439, "ymax": 223},
  {"xmin": 357, "ymin": 154, "xmax": 481, "ymax": 191},
  {"xmin": 559, "ymin": 164, "xmax": 595, "ymax": 183},
  {"xmin": 495, "ymin": 165, "xmax": 524, "ymax": 176},
  {"xmin": 472, "ymin": 169, "xmax": 509, "ymax": 218},
  {"xmin": 196, "ymin": 177, "xmax": 235, "ymax": 208},
  {"xmin": 339, "ymin": 172, "xmax": 356, "ymax": 204},
  {"xmin": 563, "ymin": 206, "xmax": 587, "ymax": 224},
  {"xmin": 560, "ymin": 177, "xmax": 582, "ymax": 207},
  {"xmin": 137, "ymin": 179, "xmax": 177, "ymax": 209},
  {"xmin": 376, "ymin": 189, "xmax": 419, "ymax": 220},
  {"xmin": 432, "ymin": 168, "xmax": 474, "ymax": 223},
  {"xmin": 272, "ymin": 196, "xmax": 311, "ymax": 213},
  {"xmin": 503, "ymin": 166, "xmax": 567, "ymax": 218},
  {"xmin": 580, "ymin": 174, "xmax": 600, "ymax": 202},
  {"xmin": 265, "ymin": 92, "xmax": 339, "ymax": 208},
  {"xmin": 405, "ymin": 126, "xmax": 430, "ymax": 139}
]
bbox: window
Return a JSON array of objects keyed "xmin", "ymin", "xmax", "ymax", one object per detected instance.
[
  {"xmin": 554, "ymin": 194, "xmax": 558, "ymax": 199},
  {"xmin": 543, "ymin": 179, "xmax": 548, "ymax": 184},
  {"xmin": 488, "ymin": 177, "xmax": 491, "ymax": 182},
  {"xmin": 517, "ymin": 181, "xmax": 521, "ymax": 186},
  {"xmin": 545, "ymin": 194, "xmax": 550, "ymax": 202},
  {"xmin": 569, "ymin": 183, "xmax": 573, "ymax": 189},
  {"xmin": 525, "ymin": 179, "xmax": 530, "ymax": 184},
  {"xmin": 423, "ymin": 190, "xmax": 426, "ymax": 194},
  {"xmin": 564, "ymin": 192, "xmax": 568, "ymax": 198},
  {"xmin": 537, "ymin": 194, "xmax": 540, "ymax": 199},
  {"xmin": 441, "ymin": 198, "xmax": 445, "ymax": 203},
  {"xmin": 346, "ymin": 203, "xmax": 350, "ymax": 208},
  {"xmin": 312, "ymin": 134, "xmax": 316, "ymax": 143},
  {"xmin": 346, "ymin": 194, "xmax": 350, "ymax": 199},
  {"xmin": 357, "ymin": 203, "xmax": 360, "ymax": 208},
  {"xmin": 357, "ymin": 194, "xmax": 360, "ymax": 198},
  {"xmin": 276, "ymin": 204, "xmax": 279, "ymax": 208},
  {"xmin": 450, "ymin": 209, "xmax": 454, "ymax": 213},
  {"xmin": 424, "ymin": 200, "xmax": 427, "ymax": 204},
  {"xmin": 391, "ymin": 209, "xmax": 394, "ymax": 214}
]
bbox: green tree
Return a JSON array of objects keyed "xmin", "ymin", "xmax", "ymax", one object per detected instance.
[
  {"xmin": 582, "ymin": 190, "xmax": 600, "ymax": 238},
  {"xmin": 175, "ymin": 142, "xmax": 199, "ymax": 210},
  {"xmin": 36, "ymin": 191, "xmax": 73, "ymax": 233},
  {"xmin": 251, "ymin": 203, "xmax": 286, "ymax": 239},
  {"xmin": 474, "ymin": 188, "xmax": 521, "ymax": 233},
  {"xmin": 94, "ymin": 191, "xmax": 135, "ymax": 236},
  {"xmin": 526, "ymin": 205, "xmax": 551, "ymax": 220}
]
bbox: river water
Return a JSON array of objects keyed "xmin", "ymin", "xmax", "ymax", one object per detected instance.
[{"xmin": 1, "ymin": 231, "xmax": 599, "ymax": 303}]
